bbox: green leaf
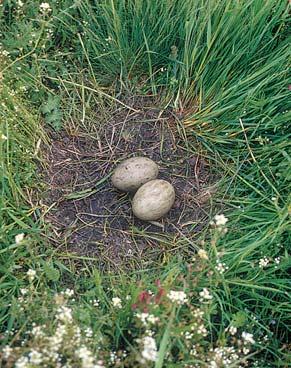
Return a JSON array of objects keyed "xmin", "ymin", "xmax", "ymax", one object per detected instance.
[
  {"xmin": 41, "ymin": 95, "xmax": 60, "ymax": 114},
  {"xmin": 43, "ymin": 262, "xmax": 60, "ymax": 282},
  {"xmin": 232, "ymin": 311, "xmax": 247, "ymax": 328}
]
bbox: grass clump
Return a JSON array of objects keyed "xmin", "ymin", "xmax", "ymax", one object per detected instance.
[{"xmin": 0, "ymin": 0, "xmax": 290, "ymax": 367}]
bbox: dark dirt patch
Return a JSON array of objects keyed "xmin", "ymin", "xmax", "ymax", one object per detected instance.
[{"xmin": 42, "ymin": 99, "xmax": 217, "ymax": 269}]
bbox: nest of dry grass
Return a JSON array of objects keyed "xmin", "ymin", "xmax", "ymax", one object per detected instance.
[{"xmin": 42, "ymin": 99, "xmax": 217, "ymax": 269}]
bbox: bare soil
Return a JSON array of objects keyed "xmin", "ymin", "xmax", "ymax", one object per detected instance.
[{"xmin": 42, "ymin": 98, "xmax": 216, "ymax": 269}]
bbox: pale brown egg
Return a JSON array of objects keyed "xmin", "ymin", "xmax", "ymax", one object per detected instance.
[
  {"xmin": 112, "ymin": 157, "xmax": 159, "ymax": 192},
  {"xmin": 132, "ymin": 179, "xmax": 175, "ymax": 221}
]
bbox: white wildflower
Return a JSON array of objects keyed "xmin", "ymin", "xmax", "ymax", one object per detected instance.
[
  {"xmin": 198, "ymin": 249, "xmax": 208, "ymax": 260},
  {"xmin": 84, "ymin": 327, "xmax": 93, "ymax": 338},
  {"xmin": 29, "ymin": 350, "xmax": 43, "ymax": 365},
  {"xmin": 112, "ymin": 297, "xmax": 122, "ymax": 309},
  {"xmin": 136, "ymin": 312, "xmax": 159, "ymax": 326},
  {"xmin": 274, "ymin": 257, "xmax": 281, "ymax": 264},
  {"xmin": 15, "ymin": 233, "xmax": 25, "ymax": 244},
  {"xmin": 27, "ymin": 269, "xmax": 36, "ymax": 281},
  {"xmin": 215, "ymin": 259, "xmax": 229, "ymax": 274},
  {"xmin": 243, "ymin": 347, "xmax": 250, "ymax": 355},
  {"xmin": 1, "ymin": 133, "xmax": 7, "ymax": 140},
  {"xmin": 192, "ymin": 308, "xmax": 204, "ymax": 318},
  {"xmin": 242, "ymin": 332, "xmax": 255, "ymax": 344},
  {"xmin": 167, "ymin": 290, "xmax": 188, "ymax": 305},
  {"xmin": 17, "ymin": 0, "xmax": 24, "ymax": 7},
  {"xmin": 184, "ymin": 331, "xmax": 193, "ymax": 339},
  {"xmin": 226, "ymin": 325, "xmax": 237, "ymax": 335},
  {"xmin": 197, "ymin": 324, "xmax": 207, "ymax": 336},
  {"xmin": 259, "ymin": 257, "xmax": 269, "ymax": 268},
  {"xmin": 15, "ymin": 356, "xmax": 29, "ymax": 368},
  {"xmin": 39, "ymin": 2, "xmax": 52, "ymax": 13},
  {"xmin": 209, "ymin": 361, "xmax": 218, "ymax": 368},
  {"xmin": 48, "ymin": 323, "xmax": 66, "ymax": 349},
  {"xmin": 56, "ymin": 306, "xmax": 73, "ymax": 323},
  {"xmin": 31, "ymin": 325, "xmax": 45, "ymax": 338},
  {"xmin": 92, "ymin": 299, "xmax": 99, "ymax": 307},
  {"xmin": 190, "ymin": 346, "xmax": 198, "ymax": 356},
  {"xmin": 77, "ymin": 346, "xmax": 95, "ymax": 368},
  {"xmin": 64, "ymin": 288, "xmax": 74, "ymax": 297},
  {"xmin": 140, "ymin": 335, "xmax": 158, "ymax": 362},
  {"xmin": 0, "ymin": 50, "xmax": 10, "ymax": 57},
  {"xmin": 214, "ymin": 214, "xmax": 228, "ymax": 226},
  {"xmin": 110, "ymin": 351, "xmax": 117, "ymax": 363},
  {"xmin": 2, "ymin": 345, "xmax": 13, "ymax": 359},
  {"xmin": 199, "ymin": 288, "xmax": 213, "ymax": 302}
]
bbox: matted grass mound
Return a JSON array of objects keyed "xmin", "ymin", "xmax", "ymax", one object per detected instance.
[{"xmin": 43, "ymin": 99, "xmax": 217, "ymax": 268}]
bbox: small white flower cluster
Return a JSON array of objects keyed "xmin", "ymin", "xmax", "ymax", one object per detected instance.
[
  {"xmin": 258, "ymin": 256, "xmax": 269, "ymax": 268},
  {"xmin": 241, "ymin": 332, "xmax": 255, "ymax": 344},
  {"xmin": 274, "ymin": 256, "xmax": 281, "ymax": 264},
  {"xmin": 15, "ymin": 233, "xmax": 25, "ymax": 244},
  {"xmin": 139, "ymin": 335, "xmax": 158, "ymax": 363},
  {"xmin": 56, "ymin": 305, "xmax": 73, "ymax": 323},
  {"xmin": 183, "ymin": 331, "xmax": 194, "ymax": 340},
  {"xmin": 39, "ymin": 2, "xmax": 52, "ymax": 14},
  {"xmin": 240, "ymin": 331, "xmax": 256, "ymax": 355},
  {"xmin": 1, "ymin": 132, "xmax": 8, "ymax": 140},
  {"xmin": 167, "ymin": 290, "xmax": 188, "ymax": 305},
  {"xmin": 31, "ymin": 324, "xmax": 45, "ymax": 339},
  {"xmin": 15, "ymin": 356, "xmax": 29, "ymax": 368},
  {"xmin": 225, "ymin": 325, "xmax": 237, "ymax": 336},
  {"xmin": 259, "ymin": 256, "xmax": 282, "ymax": 269},
  {"xmin": 0, "ymin": 45, "xmax": 10, "ymax": 57},
  {"xmin": 215, "ymin": 259, "xmax": 229, "ymax": 274},
  {"xmin": 214, "ymin": 214, "xmax": 228, "ymax": 226},
  {"xmin": 192, "ymin": 308, "xmax": 204, "ymax": 318},
  {"xmin": 112, "ymin": 297, "xmax": 122, "ymax": 309},
  {"xmin": 77, "ymin": 346, "xmax": 96, "ymax": 368},
  {"xmin": 208, "ymin": 346, "xmax": 239, "ymax": 367},
  {"xmin": 88, "ymin": 298, "xmax": 100, "ymax": 307},
  {"xmin": 27, "ymin": 269, "xmax": 36, "ymax": 281},
  {"xmin": 199, "ymin": 288, "xmax": 213, "ymax": 303},
  {"xmin": 211, "ymin": 214, "xmax": 229, "ymax": 233},
  {"xmin": 198, "ymin": 249, "xmax": 208, "ymax": 260},
  {"xmin": 256, "ymin": 135, "xmax": 271, "ymax": 145},
  {"xmin": 190, "ymin": 308, "xmax": 208, "ymax": 337},
  {"xmin": 29, "ymin": 350, "xmax": 43, "ymax": 365},
  {"xmin": 136, "ymin": 312, "xmax": 159, "ymax": 326},
  {"xmin": 109, "ymin": 350, "xmax": 117, "ymax": 363},
  {"xmin": 8, "ymin": 296, "xmax": 104, "ymax": 368},
  {"xmin": 59, "ymin": 288, "xmax": 74, "ymax": 298},
  {"xmin": 2, "ymin": 345, "xmax": 13, "ymax": 359}
]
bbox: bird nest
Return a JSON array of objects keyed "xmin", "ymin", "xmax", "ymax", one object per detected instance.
[{"xmin": 42, "ymin": 98, "xmax": 217, "ymax": 270}]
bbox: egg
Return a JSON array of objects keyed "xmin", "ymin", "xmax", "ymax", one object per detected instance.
[
  {"xmin": 132, "ymin": 179, "xmax": 175, "ymax": 221},
  {"xmin": 111, "ymin": 157, "xmax": 159, "ymax": 192}
]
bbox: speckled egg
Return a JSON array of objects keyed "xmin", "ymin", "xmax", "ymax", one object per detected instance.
[
  {"xmin": 132, "ymin": 179, "xmax": 175, "ymax": 221},
  {"xmin": 111, "ymin": 157, "xmax": 159, "ymax": 192}
]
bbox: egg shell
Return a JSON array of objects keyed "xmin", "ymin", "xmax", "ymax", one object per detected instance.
[
  {"xmin": 132, "ymin": 179, "xmax": 175, "ymax": 221},
  {"xmin": 111, "ymin": 157, "xmax": 159, "ymax": 192}
]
